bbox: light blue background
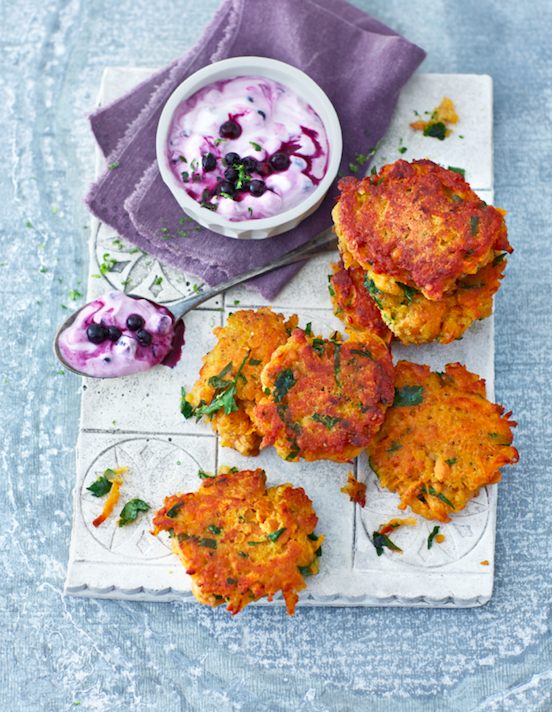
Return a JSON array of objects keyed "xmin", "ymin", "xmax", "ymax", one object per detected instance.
[{"xmin": 1, "ymin": 1, "xmax": 550, "ymax": 710}]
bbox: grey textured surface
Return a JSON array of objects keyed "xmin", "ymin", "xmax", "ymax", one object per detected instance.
[{"xmin": 0, "ymin": 1, "xmax": 549, "ymax": 710}]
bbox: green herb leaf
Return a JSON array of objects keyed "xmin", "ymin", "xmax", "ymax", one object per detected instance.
[
  {"xmin": 273, "ymin": 368, "xmax": 297, "ymax": 403},
  {"xmin": 385, "ymin": 440, "xmax": 402, "ymax": 453},
  {"xmin": 393, "ymin": 385, "xmax": 424, "ymax": 406},
  {"xmin": 307, "ymin": 533, "xmax": 319, "ymax": 541},
  {"xmin": 445, "ymin": 458, "xmax": 457, "ymax": 466},
  {"xmin": 492, "ymin": 252, "xmax": 506, "ymax": 267},
  {"xmin": 448, "ymin": 166, "xmax": 465, "ymax": 176},
  {"xmin": 267, "ymin": 527, "xmax": 286, "ymax": 542},
  {"xmin": 194, "ymin": 351, "xmax": 250, "ymax": 417},
  {"xmin": 398, "ymin": 146, "xmax": 408, "ymax": 154},
  {"xmin": 305, "ymin": 322, "xmax": 313, "ymax": 337},
  {"xmin": 180, "ymin": 387, "xmax": 194, "ymax": 419},
  {"xmin": 199, "ymin": 538, "xmax": 217, "ymax": 549},
  {"xmin": 167, "ymin": 501, "xmax": 184, "ymax": 518},
  {"xmin": 108, "ymin": 161, "xmax": 120, "ymax": 170},
  {"xmin": 250, "ymin": 141, "xmax": 262, "ymax": 151},
  {"xmin": 363, "ymin": 276, "xmax": 384, "ymax": 309},
  {"xmin": 420, "ymin": 485, "xmax": 455, "ymax": 509},
  {"xmin": 470, "ymin": 216, "xmax": 480, "ymax": 236},
  {"xmin": 118, "ymin": 499, "xmax": 150, "ymax": 527},
  {"xmin": 397, "ymin": 282, "xmax": 419, "ymax": 305},
  {"xmin": 249, "ymin": 357, "xmax": 262, "ymax": 366},
  {"xmin": 333, "ymin": 341, "xmax": 342, "ymax": 388},
  {"xmin": 350, "ymin": 348, "xmax": 373, "ymax": 360},
  {"xmin": 285, "ymin": 441, "xmax": 301, "ymax": 461},
  {"xmin": 209, "ymin": 524, "xmax": 222, "ymax": 535},
  {"xmin": 87, "ymin": 474, "xmax": 113, "ymax": 497},
  {"xmin": 207, "ymin": 361, "xmax": 233, "ymax": 389},
  {"xmin": 226, "ymin": 577, "xmax": 238, "ymax": 584},
  {"xmin": 427, "ymin": 525, "xmax": 440, "ymax": 550},
  {"xmin": 312, "ymin": 338, "xmax": 326, "ymax": 356},
  {"xmin": 311, "ymin": 413, "xmax": 342, "ymax": 429},
  {"xmin": 372, "ymin": 531, "xmax": 402, "ymax": 556},
  {"xmin": 298, "ymin": 563, "xmax": 315, "ymax": 577},
  {"xmin": 423, "ymin": 122, "xmax": 447, "ymax": 140}
]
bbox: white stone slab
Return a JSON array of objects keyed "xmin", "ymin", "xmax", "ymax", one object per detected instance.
[{"xmin": 65, "ymin": 69, "xmax": 500, "ymax": 608}]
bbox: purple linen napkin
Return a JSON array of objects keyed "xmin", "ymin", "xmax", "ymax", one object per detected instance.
[{"xmin": 85, "ymin": 0, "xmax": 425, "ymax": 300}]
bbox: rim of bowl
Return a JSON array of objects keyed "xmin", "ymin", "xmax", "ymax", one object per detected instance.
[{"xmin": 156, "ymin": 56, "xmax": 343, "ymax": 236}]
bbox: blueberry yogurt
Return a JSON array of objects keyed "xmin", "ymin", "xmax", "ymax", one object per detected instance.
[
  {"xmin": 57, "ymin": 291, "xmax": 177, "ymax": 378},
  {"xmin": 166, "ymin": 76, "xmax": 329, "ymax": 221}
]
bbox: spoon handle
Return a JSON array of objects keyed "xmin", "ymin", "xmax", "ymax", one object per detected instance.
[{"xmin": 169, "ymin": 226, "xmax": 337, "ymax": 319}]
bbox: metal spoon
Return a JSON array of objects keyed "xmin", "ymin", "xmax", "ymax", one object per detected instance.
[{"xmin": 54, "ymin": 226, "xmax": 338, "ymax": 376}]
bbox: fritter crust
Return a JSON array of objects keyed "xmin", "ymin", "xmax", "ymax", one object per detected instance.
[
  {"xmin": 186, "ymin": 308, "xmax": 298, "ymax": 456},
  {"xmin": 252, "ymin": 328, "xmax": 394, "ymax": 463},
  {"xmin": 152, "ymin": 468, "xmax": 323, "ymax": 615},
  {"xmin": 364, "ymin": 256, "xmax": 507, "ymax": 345},
  {"xmin": 329, "ymin": 260, "xmax": 393, "ymax": 344},
  {"xmin": 366, "ymin": 361, "xmax": 519, "ymax": 523},
  {"xmin": 333, "ymin": 159, "xmax": 512, "ymax": 301}
]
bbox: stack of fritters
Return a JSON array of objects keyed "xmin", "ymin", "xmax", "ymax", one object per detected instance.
[
  {"xmin": 252, "ymin": 328, "xmax": 394, "ymax": 463},
  {"xmin": 152, "ymin": 467, "xmax": 323, "ymax": 615},
  {"xmin": 331, "ymin": 159, "xmax": 513, "ymax": 345},
  {"xmin": 366, "ymin": 361, "xmax": 519, "ymax": 522},
  {"xmin": 186, "ymin": 308, "xmax": 297, "ymax": 456}
]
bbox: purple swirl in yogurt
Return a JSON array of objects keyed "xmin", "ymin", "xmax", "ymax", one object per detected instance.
[
  {"xmin": 58, "ymin": 291, "xmax": 180, "ymax": 378},
  {"xmin": 166, "ymin": 76, "xmax": 329, "ymax": 221}
]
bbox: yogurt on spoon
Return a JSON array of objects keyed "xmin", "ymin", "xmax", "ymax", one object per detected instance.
[{"xmin": 56, "ymin": 291, "xmax": 180, "ymax": 378}]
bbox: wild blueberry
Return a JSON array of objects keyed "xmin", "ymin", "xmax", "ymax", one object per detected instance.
[
  {"xmin": 219, "ymin": 120, "xmax": 241, "ymax": 140},
  {"xmin": 136, "ymin": 329, "xmax": 152, "ymax": 346},
  {"xmin": 224, "ymin": 167, "xmax": 239, "ymax": 182},
  {"xmin": 106, "ymin": 326, "xmax": 122, "ymax": 342},
  {"xmin": 242, "ymin": 156, "xmax": 257, "ymax": 173},
  {"xmin": 127, "ymin": 314, "xmax": 144, "ymax": 331},
  {"xmin": 224, "ymin": 152, "xmax": 241, "ymax": 167},
  {"xmin": 87, "ymin": 323, "xmax": 107, "ymax": 344},
  {"xmin": 249, "ymin": 180, "xmax": 266, "ymax": 197},
  {"xmin": 269, "ymin": 152, "xmax": 290, "ymax": 172},
  {"xmin": 256, "ymin": 161, "xmax": 271, "ymax": 176},
  {"xmin": 217, "ymin": 180, "xmax": 237, "ymax": 197},
  {"xmin": 202, "ymin": 153, "xmax": 217, "ymax": 172}
]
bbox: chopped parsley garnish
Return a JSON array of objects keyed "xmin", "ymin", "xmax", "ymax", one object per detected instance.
[
  {"xmin": 180, "ymin": 387, "xmax": 194, "ymax": 419},
  {"xmin": 393, "ymin": 385, "xmax": 424, "ymax": 406},
  {"xmin": 492, "ymin": 253, "xmax": 506, "ymax": 267},
  {"xmin": 267, "ymin": 527, "xmax": 286, "ymax": 542},
  {"xmin": 87, "ymin": 472, "xmax": 114, "ymax": 497},
  {"xmin": 445, "ymin": 458, "xmax": 457, "ymax": 466},
  {"xmin": 312, "ymin": 338, "xmax": 326, "ymax": 356},
  {"xmin": 199, "ymin": 538, "xmax": 217, "ymax": 549},
  {"xmin": 193, "ymin": 351, "xmax": 250, "ymax": 417},
  {"xmin": 272, "ymin": 368, "xmax": 297, "ymax": 403},
  {"xmin": 298, "ymin": 563, "xmax": 315, "ymax": 577},
  {"xmin": 167, "ymin": 501, "xmax": 184, "ymax": 518},
  {"xmin": 363, "ymin": 276, "xmax": 383, "ymax": 309},
  {"xmin": 304, "ymin": 322, "xmax": 313, "ymax": 336},
  {"xmin": 108, "ymin": 161, "xmax": 119, "ymax": 170},
  {"xmin": 448, "ymin": 166, "xmax": 465, "ymax": 176},
  {"xmin": 385, "ymin": 440, "xmax": 402, "ymax": 453},
  {"xmin": 181, "ymin": 171, "xmax": 189, "ymax": 183},
  {"xmin": 397, "ymin": 282, "xmax": 419, "ymax": 305},
  {"xmin": 311, "ymin": 413, "xmax": 342, "ymax": 429},
  {"xmin": 117, "ymin": 499, "xmax": 150, "ymax": 527},
  {"xmin": 333, "ymin": 341, "xmax": 342, "ymax": 388},
  {"xmin": 420, "ymin": 486, "xmax": 455, "ymax": 509},
  {"xmin": 470, "ymin": 216, "xmax": 480, "ymax": 236},
  {"xmin": 398, "ymin": 146, "xmax": 407, "ymax": 154},
  {"xmin": 427, "ymin": 525, "xmax": 440, "ymax": 550},
  {"xmin": 208, "ymin": 524, "xmax": 222, "ymax": 535},
  {"xmin": 285, "ymin": 441, "xmax": 301, "ymax": 461},
  {"xmin": 372, "ymin": 531, "xmax": 402, "ymax": 556},
  {"xmin": 350, "ymin": 348, "xmax": 373, "ymax": 360},
  {"xmin": 249, "ymin": 357, "xmax": 262, "ymax": 366},
  {"xmin": 249, "ymin": 141, "xmax": 262, "ymax": 151},
  {"xmin": 423, "ymin": 121, "xmax": 447, "ymax": 140},
  {"xmin": 328, "ymin": 274, "xmax": 336, "ymax": 297},
  {"xmin": 226, "ymin": 577, "xmax": 238, "ymax": 584}
]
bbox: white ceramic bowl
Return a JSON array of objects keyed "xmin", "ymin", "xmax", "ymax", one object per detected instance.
[{"xmin": 156, "ymin": 56, "xmax": 342, "ymax": 240}]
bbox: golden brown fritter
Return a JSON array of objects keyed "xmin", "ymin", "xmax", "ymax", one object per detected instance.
[
  {"xmin": 252, "ymin": 328, "xmax": 394, "ymax": 463},
  {"xmin": 185, "ymin": 308, "xmax": 298, "ymax": 456},
  {"xmin": 333, "ymin": 159, "xmax": 512, "ymax": 301},
  {"xmin": 152, "ymin": 467, "xmax": 323, "ymax": 615},
  {"xmin": 363, "ymin": 256, "xmax": 507, "ymax": 345},
  {"xmin": 366, "ymin": 361, "xmax": 519, "ymax": 523},
  {"xmin": 329, "ymin": 260, "xmax": 393, "ymax": 344}
]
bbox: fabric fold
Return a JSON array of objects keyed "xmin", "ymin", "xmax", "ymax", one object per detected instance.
[{"xmin": 85, "ymin": 0, "xmax": 426, "ymax": 301}]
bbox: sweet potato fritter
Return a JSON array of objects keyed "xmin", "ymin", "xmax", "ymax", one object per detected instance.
[
  {"xmin": 366, "ymin": 361, "xmax": 519, "ymax": 523},
  {"xmin": 152, "ymin": 467, "xmax": 323, "ymax": 615},
  {"xmin": 363, "ymin": 256, "xmax": 507, "ymax": 345},
  {"xmin": 186, "ymin": 308, "xmax": 298, "ymax": 456},
  {"xmin": 252, "ymin": 328, "xmax": 394, "ymax": 463},
  {"xmin": 329, "ymin": 260, "xmax": 392, "ymax": 344},
  {"xmin": 334, "ymin": 159, "xmax": 512, "ymax": 301}
]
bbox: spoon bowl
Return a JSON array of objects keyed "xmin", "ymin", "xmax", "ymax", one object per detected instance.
[{"xmin": 54, "ymin": 227, "xmax": 337, "ymax": 378}]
